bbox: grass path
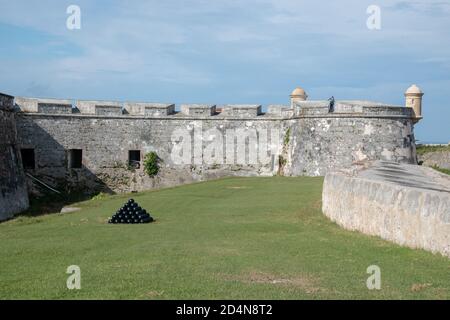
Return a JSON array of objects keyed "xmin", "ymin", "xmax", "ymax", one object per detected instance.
[{"xmin": 0, "ymin": 177, "xmax": 449, "ymax": 299}]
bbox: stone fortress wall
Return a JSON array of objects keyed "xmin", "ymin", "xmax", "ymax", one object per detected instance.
[
  {"xmin": 9, "ymin": 86, "xmax": 419, "ymax": 195},
  {"xmin": 0, "ymin": 93, "xmax": 29, "ymax": 220}
]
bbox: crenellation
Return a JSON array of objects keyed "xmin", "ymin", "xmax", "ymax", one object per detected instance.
[
  {"xmin": 267, "ymin": 105, "xmax": 292, "ymax": 117},
  {"xmin": 15, "ymin": 97, "xmax": 39, "ymax": 113},
  {"xmin": 95, "ymin": 105, "xmax": 123, "ymax": 116},
  {"xmin": 76, "ymin": 100, "xmax": 122, "ymax": 115},
  {"xmin": 15, "ymin": 97, "xmax": 73, "ymax": 114},
  {"xmin": 38, "ymin": 102, "xmax": 73, "ymax": 114},
  {"xmin": 296, "ymin": 101, "xmax": 329, "ymax": 115},
  {"xmin": 180, "ymin": 104, "xmax": 216, "ymax": 117},
  {"xmin": 124, "ymin": 102, "xmax": 175, "ymax": 117},
  {"xmin": 220, "ymin": 105, "xmax": 262, "ymax": 118}
]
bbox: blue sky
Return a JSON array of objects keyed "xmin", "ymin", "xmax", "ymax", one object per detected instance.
[{"xmin": 0, "ymin": 0, "xmax": 449, "ymax": 143}]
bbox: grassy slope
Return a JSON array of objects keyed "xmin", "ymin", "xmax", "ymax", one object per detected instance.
[
  {"xmin": 416, "ymin": 144, "xmax": 450, "ymax": 155},
  {"xmin": 0, "ymin": 177, "xmax": 448, "ymax": 299},
  {"xmin": 431, "ymin": 166, "xmax": 450, "ymax": 176}
]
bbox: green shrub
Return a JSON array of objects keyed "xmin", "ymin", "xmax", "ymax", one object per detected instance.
[
  {"xmin": 144, "ymin": 152, "xmax": 161, "ymax": 177},
  {"xmin": 284, "ymin": 128, "xmax": 291, "ymax": 146},
  {"xmin": 91, "ymin": 192, "xmax": 109, "ymax": 201}
]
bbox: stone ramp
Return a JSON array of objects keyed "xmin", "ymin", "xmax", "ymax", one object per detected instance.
[
  {"xmin": 322, "ymin": 161, "xmax": 450, "ymax": 258},
  {"xmin": 358, "ymin": 161, "xmax": 450, "ymax": 194}
]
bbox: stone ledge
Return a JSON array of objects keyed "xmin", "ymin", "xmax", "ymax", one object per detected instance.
[
  {"xmin": 295, "ymin": 100, "xmax": 413, "ymax": 117},
  {"xmin": 180, "ymin": 104, "xmax": 216, "ymax": 117},
  {"xmin": 123, "ymin": 102, "xmax": 175, "ymax": 116},
  {"xmin": 15, "ymin": 97, "xmax": 73, "ymax": 113},
  {"xmin": 220, "ymin": 105, "xmax": 262, "ymax": 117},
  {"xmin": 16, "ymin": 112, "xmax": 286, "ymax": 121},
  {"xmin": 322, "ymin": 161, "xmax": 450, "ymax": 258}
]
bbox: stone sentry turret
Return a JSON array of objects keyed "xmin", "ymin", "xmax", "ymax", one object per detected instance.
[
  {"xmin": 405, "ymin": 84, "xmax": 424, "ymax": 123},
  {"xmin": 290, "ymin": 87, "xmax": 308, "ymax": 108},
  {"xmin": 5, "ymin": 85, "xmax": 421, "ymax": 196}
]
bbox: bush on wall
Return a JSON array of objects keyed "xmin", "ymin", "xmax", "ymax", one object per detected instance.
[{"xmin": 143, "ymin": 152, "xmax": 161, "ymax": 177}]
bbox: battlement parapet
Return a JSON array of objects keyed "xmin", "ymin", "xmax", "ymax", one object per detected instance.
[
  {"xmin": 124, "ymin": 102, "xmax": 175, "ymax": 117},
  {"xmin": 0, "ymin": 93, "xmax": 14, "ymax": 111},
  {"xmin": 13, "ymin": 95, "xmax": 414, "ymax": 119},
  {"xmin": 15, "ymin": 97, "xmax": 73, "ymax": 114},
  {"xmin": 295, "ymin": 100, "xmax": 413, "ymax": 117},
  {"xmin": 180, "ymin": 104, "xmax": 216, "ymax": 117},
  {"xmin": 267, "ymin": 105, "xmax": 293, "ymax": 117},
  {"xmin": 38, "ymin": 99, "xmax": 73, "ymax": 114},
  {"xmin": 76, "ymin": 100, "xmax": 122, "ymax": 116},
  {"xmin": 220, "ymin": 104, "xmax": 262, "ymax": 118}
]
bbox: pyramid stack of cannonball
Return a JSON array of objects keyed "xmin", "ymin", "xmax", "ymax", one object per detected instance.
[{"xmin": 108, "ymin": 199, "xmax": 154, "ymax": 224}]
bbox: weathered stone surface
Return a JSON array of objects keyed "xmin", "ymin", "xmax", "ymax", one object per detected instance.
[
  {"xmin": 15, "ymin": 97, "xmax": 73, "ymax": 113},
  {"xmin": 322, "ymin": 161, "xmax": 450, "ymax": 258},
  {"xmin": 220, "ymin": 105, "xmax": 262, "ymax": 118},
  {"xmin": 124, "ymin": 102, "xmax": 175, "ymax": 117},
  {"xmin": 180, "ymin": 104, "xmax": 216, "ymax": 117},
  {"xmin": 267, "ymin": 105, "xmax": 293, "ymax": 117},
  {"xmin": 0, "ymin": 93, "xmax": 29, "ymax": 221},
  {"xmin": 75, "ymin": 98, "xmax": 122, "ymax": 115},
  {"xmin": 15, "ymin": 114, "xmax": 282, "ymax": 193},
  {"xmin": 11, "ymin": 95, "xmax": 418, "ymax": 194},
  {"xmin": 286, "ymin": 116, "xmax": 417, "ymax": 176}
]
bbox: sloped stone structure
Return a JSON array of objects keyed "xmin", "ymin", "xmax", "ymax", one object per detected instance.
[{"xmin": 322, "ymin": 161, "xmax": 450, "ymax": 258}]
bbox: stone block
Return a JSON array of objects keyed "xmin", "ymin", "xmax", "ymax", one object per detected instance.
[
  {"xmin": 15, "ymin": 97, "xmax": 39, "ymax": 113},
  {"xmin": 220, "ymin": 105, "xmax": 262, "ymax": 118},
  {"xmin": 180, "ymin": 104, "xmax": 216, "ymax": 117},
  {"xmin": 267, "ymin": 104, "xmax": 292, "ymax": 117},
  {"xmin": 77, "ymin": 100, "xmax": 122, "ymax": 115},
  {"xmin": 124, "ymin": 102, "xmax": 175, "ymax": 117},
  {"xmin": 37, "ymin": 98, "xmax": 73, "ymax": 114}
]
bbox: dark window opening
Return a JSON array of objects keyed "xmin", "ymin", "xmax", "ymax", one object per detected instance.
[
  {"xmin": 68, "ymin": 149, "xmax": 83, "ymax": 169},
  {"xmin": 128, "ymin": 150, "xmax": 141, "ymax": 168},
  {"xmin": 21, "ymin": 148, "xmax": 35, "ymax": 169}
]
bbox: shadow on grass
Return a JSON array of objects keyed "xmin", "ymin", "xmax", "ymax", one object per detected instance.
[{"xmin": 16, "ymin": 191, "xmax": 107, "ymax": 218}]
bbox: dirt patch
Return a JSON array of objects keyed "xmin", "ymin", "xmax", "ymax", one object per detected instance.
[
  {"xmin": 311, "ymin": 200, "xmax": 322, "ymax": 211},
  {"xmin": 410, "ymin": 283, "xmax": 432, "ymax": 292},
  {"xmin": 221, "ymin": 271, "xmax": 321, "ymax": 294},
  {"xmin": 226, "ymin": 186, "xmax": 250, "ymax": 189}
]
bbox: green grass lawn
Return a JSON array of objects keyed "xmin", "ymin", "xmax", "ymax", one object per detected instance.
[
  {"xmin": 0, "ymin": 177, "xmax": 449, "ymax": 299},
  {"xmin": 431, "ymin": 165, "xmax": 450, "ymax": 176},
  {"xmin": 416, "ymin": 144, "xmax": 450, "ymax": 155}
]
